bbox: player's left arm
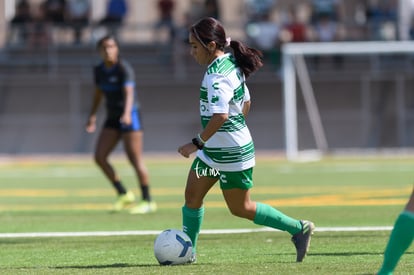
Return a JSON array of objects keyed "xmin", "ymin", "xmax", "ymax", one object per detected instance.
[
  {"xmin": 121, "ymin": 83, "xmax": 134, "ymax": 125},
  {"xmin": 120, "ymin": 62, "xmax": 136, "ymax": 126}
]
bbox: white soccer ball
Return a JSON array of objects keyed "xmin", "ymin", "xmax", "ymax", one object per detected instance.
[{"xmin": 154, "ymin": 229, "xmax": 193, "ymax": 265}]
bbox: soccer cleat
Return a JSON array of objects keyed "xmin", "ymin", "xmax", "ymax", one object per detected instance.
[
  {"xmin": 129, "ymin": 201, "xmax": 157, "ymax": 214},
  {"xmin": 112, "ymin": 191, "xmax": 135, "ymax": 212},
  {"xmin": 187, "ymin": 252, "xmax": 197, "ymax": 264},
  {"xmin": 291, "ymin": 220, "xmax": 315, "ymax": 262}
]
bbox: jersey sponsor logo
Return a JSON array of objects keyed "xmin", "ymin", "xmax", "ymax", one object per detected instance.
[{"xmin": 200, "ymin": 104, "xmax": 208, "ymax": 112}]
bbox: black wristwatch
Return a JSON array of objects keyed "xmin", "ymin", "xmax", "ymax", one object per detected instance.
[{"xmin": 192, "ymin": 137, "xmax": 204, "ymax": 150}]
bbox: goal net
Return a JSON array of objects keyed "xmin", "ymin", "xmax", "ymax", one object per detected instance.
[{"xmin": 281, "ymin": 41, "xmax": 414, "ymax": 161}]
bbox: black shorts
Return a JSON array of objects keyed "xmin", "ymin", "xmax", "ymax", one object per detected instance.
[{"xmin": 104, "ymin": 109, "xmax": 143, "ymax": 132}]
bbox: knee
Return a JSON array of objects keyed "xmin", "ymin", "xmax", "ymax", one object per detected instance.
[
  {"xmin": 94, "ymin": 153, "xmax": 106, "ymax": 167},
  {"xmin": 228, "ymin": 207, "xmax": 248, "ymax": 219},
  {"xmin": 228, "ymin": 203, "xmax": 256, "ymax": 220}
]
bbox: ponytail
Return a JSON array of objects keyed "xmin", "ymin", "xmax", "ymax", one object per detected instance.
[{"xmin": 228, "ymin": 40, "xmax": 263, "ymax": 78}]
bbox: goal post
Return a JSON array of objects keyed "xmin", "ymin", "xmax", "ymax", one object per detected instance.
[{"xmin": 281, "ymin": 41, "xmax": 414, "ymax": 161}]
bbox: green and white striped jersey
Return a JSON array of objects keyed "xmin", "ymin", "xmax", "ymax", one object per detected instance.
[{"xmin": 196, "ymin": 53, "xmax": 255, "ymax": 172}]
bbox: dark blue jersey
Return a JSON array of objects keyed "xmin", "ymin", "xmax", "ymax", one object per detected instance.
[{"xmin": 94, "ymin": 59, "xmax": 139, "ymax": 119}]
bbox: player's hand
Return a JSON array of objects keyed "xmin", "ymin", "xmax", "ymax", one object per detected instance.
[
  {"xmin": 178, "ymin": 143, "xmax": 198, "ymax": 158},
  {"xmin": 120, "ymin": 113, "xmax": 132, "ymax": 126},
  {"xmin": 85, "ymin": 117, "xmax": 96, "ymax": 133}
]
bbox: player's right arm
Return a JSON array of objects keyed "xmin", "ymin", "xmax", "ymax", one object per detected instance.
[{"xmin": 86, "ymin": 87, "xmax": 103, "ymax": 133}]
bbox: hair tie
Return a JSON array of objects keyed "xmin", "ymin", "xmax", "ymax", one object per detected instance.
[{"xmin": 225, "ymin": 37, "xmax": 231, "ymax": 47}]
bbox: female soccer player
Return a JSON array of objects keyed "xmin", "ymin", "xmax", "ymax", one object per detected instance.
[
  {"xmin": 177, "ymin": 17, "xmax": 315, "ymax": 263},
  {"xmin": 377, "ymin": 185, "xmax": 414, "ymax": 275},
  {"xmin": 86, "ymin": 35, "xmax": 156, "ymax": 214}
]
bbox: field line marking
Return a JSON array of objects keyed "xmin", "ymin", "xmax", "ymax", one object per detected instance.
[{"xmin": 0, "ymin": 226, "xmax": 393, "ymax": 238}]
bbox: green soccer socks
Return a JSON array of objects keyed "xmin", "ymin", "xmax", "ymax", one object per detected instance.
[
  {"xmin": 378, "ymin": 210, "xmax": 414, "ymax": 275},
  {"xmin": 253, "ymin": 202, "xmax": 303, "ymax": 235},
  {"xmin": 182, "ymin": 205, "xmax": 205, "ymax": 253}
]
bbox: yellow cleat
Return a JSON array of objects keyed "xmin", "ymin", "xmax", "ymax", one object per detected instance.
[
  {"xmin": 112, "ymin": 191, "xmax": 135, "ymax": 211},
  {"xmin": 129, "ymin": 201, "xmax": 157, "ymax": 214}
]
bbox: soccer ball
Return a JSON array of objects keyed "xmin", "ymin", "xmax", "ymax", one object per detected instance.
[{"xmin": 154, "ymin": 229, "xmax": 193, "ymax": 265}]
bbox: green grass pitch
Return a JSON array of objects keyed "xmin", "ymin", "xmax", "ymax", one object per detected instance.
[{"xmin": 0, "ymin": 154, "xmax": 413, "ymax": 274}]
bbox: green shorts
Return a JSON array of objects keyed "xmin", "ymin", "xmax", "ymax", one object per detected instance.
[{"xmin": 191, "ymin": 157, "xmax": 253, "ymax": 190}]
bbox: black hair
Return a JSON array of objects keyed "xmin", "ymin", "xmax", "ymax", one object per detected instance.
[
  {"xmin": 190, "ymin": 17, "xmax": 263, "ymax": 78},
  {"xmin": 96, "ymin": 34, "xmax": 119, "ymax": 50}
]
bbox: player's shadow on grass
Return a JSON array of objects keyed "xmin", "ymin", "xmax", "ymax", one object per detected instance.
[
  {"xmin": 311, "ymin": 251, "xmax": 413, "ymax": 257},
  {"xmin": 311, "ymin": 252, "xmax": 382, "ymax": 256},
  {"xmin": 53, "ymin": 263, "xmax": 155, "ymax": 269}
]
